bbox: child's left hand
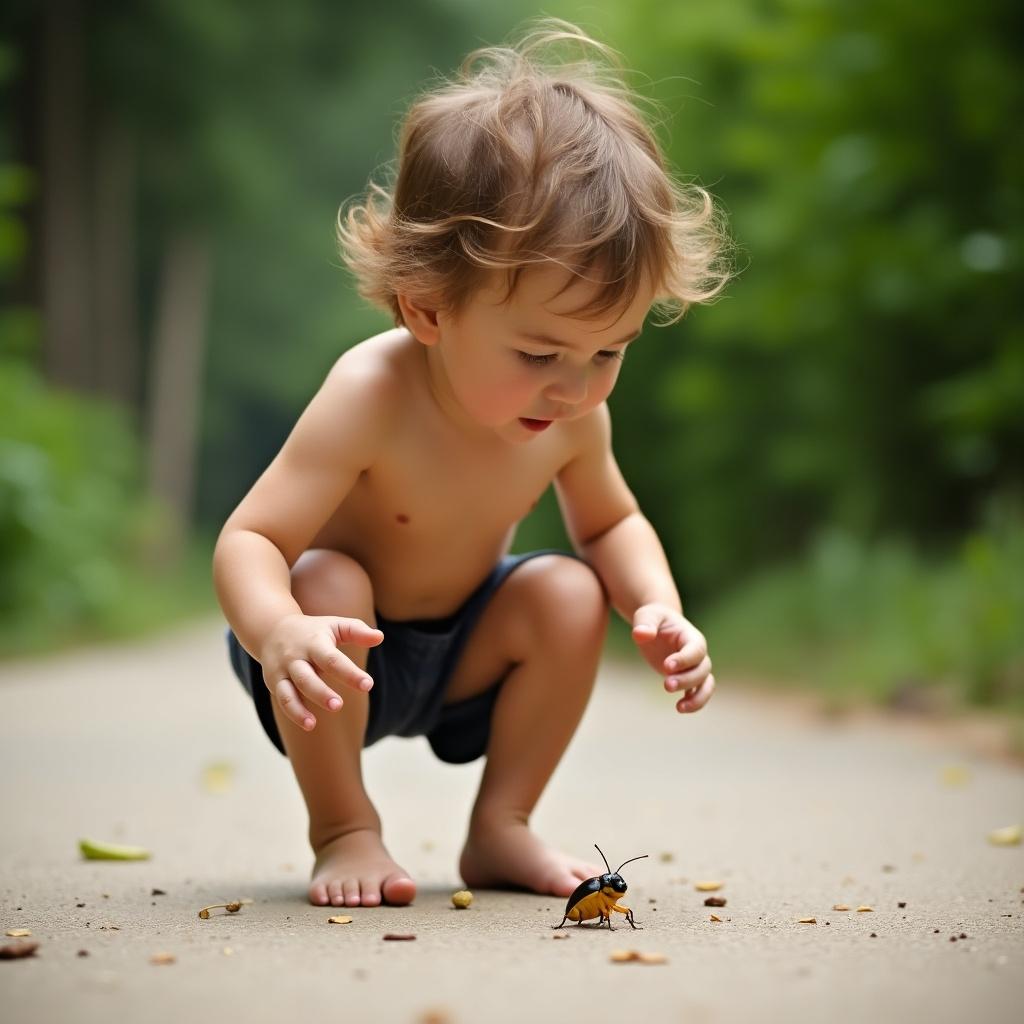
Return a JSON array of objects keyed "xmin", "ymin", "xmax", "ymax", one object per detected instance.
[{"xmin": 631, "ymin": 603, "xmax": 715, "ymax": 713}]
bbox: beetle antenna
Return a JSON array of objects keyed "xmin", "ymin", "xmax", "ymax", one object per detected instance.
[
  {"xmin": 594, "ymin": 844, "xmax": 612, "ymax": 874},
  {"xmin": 616, "ymin": 854, "xmax": 649, "ymax": 873}
]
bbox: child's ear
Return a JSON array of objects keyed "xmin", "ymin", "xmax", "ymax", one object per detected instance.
[{"xmin": 396, "ymin": 292, "xmax": 442, "ymax": 346}]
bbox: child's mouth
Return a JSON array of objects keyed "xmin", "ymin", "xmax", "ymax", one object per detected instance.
[{"xmin": 519, "ymin": 418, "xmax": 553, "ymax": 432}]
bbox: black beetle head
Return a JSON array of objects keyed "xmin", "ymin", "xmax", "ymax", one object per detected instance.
[{"xmin": 600, "ymin": 872, "xmax": 628, "ymax": 893}]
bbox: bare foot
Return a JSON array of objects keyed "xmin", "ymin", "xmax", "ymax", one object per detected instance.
[
  {"xmin": 459, "ymin": 820, "xmax": 604, "ymax": 897},
  {"xmin": 309, "ymin": 828, "xmax": 416, "ymax": 908}
]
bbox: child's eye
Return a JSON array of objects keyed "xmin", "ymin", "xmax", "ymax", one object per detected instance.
[
  {"xmin": 596, "ymin": 349, "xmax": 626, "ymax": 363},
  {"xmin": 517, "ymin": 351, "xmax": 557, "ymax": 366}
]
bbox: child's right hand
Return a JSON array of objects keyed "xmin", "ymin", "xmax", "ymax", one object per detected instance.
[{"xmin": 258, "ymin": 614, "xmax": 384, "ymax": 731}]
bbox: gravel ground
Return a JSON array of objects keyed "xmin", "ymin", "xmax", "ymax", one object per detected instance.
[{"xmin": 1, "ymin": 620, "xmax": 1021, "ymax": 1023}]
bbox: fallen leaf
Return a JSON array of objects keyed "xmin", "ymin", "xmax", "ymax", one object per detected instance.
[
  {"xmin": 5, "ymin": 929, "xmax": 30, "ymax": 938},
  {"xmin": 328, "ymin": 916, "xmax": 353, "ymax": 925},
  {"xmin": 832, "ymin": 904, "xmax": 851, "ymax": 912},
  {"xmin": 941, "ymin": 764, "xmax": 971, "ymax": 787},
  {"xmin": 709, "ymin": 914, "xmax": 722, "ymax": 923},
  {"xmin": 856, "ymin": 906, "xmax": 874, "ymax": 913},
  {"xmin": 198, "ymin": 899, "xmax": 252, "ymax": 919},
  {"xmin": 609, "ymin": 949, "xmax": 666, "ymax": 964},
  {"xmin": 418, "ymin": 1011, "xmax": 451, "ymax": 1024},
  {"xmin": 798, "ymin": 917, "xmax": 817, "ymax": 924},
  {"xmin": 79, "ymin": 838, "xmax": 150, "ymax": 861},
  {"xmin": 552, "ymin": 933, "xmax": 569, "ymax": 940},
  {"xmin": 382, "ymin": 933, "xmax": 416, "ymax": 941},
  {"xmin": 0, "ymin": 940, "xmax": 39, "ymax": 959},
  {"xmin": 704, "ymin": 897, "xmax": 727, "ymax": 907},
  {"xmin": 149, "ymin": 952, "xmax": 176, "ymax": 965},
  {"xmin": 987, "ymin": 824, "xmax": 1022, "ymax": 847},
  {"xmin": 694, "ymin": 881, "xmax": 723, "ymax": 892},
  {"xmin": 636, "ymin": 952, "xmax": 668, "ymax": 964},
  {"xmin": 201, "ymin": 761, "xmax": 235, "ymax": 794}
]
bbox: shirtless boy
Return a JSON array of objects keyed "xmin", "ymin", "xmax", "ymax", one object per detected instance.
[{"xmin": 213, "ymin": 19, "xmax": 729, "ymax": 910}]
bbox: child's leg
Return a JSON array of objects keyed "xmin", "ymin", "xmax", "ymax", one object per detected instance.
[
  {"xmin": 272, "ymin": 549, "xmax": 415, "ymax": 909},
  {"xmin": 444, "ymin": 555, "xmax": 610, "ymax": 897}
]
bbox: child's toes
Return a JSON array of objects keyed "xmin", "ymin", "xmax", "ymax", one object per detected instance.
[
  {"xmin": 328, "ymin": 880, "xmax": 345, "ymax": 905},
  {"xmin": 342, "ymin": 879, "xmax": 361, "ymax": 905},
  {"xmin": 309, "ymin": 882, "xmax": 330, "ymax": 906},
  {"xmin": 550, "ymin": 873, "xmax": 580, "ymax": 898},
  {"xmin": 381, "ymin": 872, "xmax": 416, "ymax": 906},
  {"xmin": 360, "ymin": 888, "xmax": 382, "ymax": 907}
]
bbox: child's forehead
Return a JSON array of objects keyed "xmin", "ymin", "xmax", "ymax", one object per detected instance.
[{"xmin": 477, "ymin": 263, "xmax": 655, "ymax": 329}]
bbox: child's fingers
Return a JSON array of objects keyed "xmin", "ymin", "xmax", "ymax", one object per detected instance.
[
  {"xmin": 331, "ymin": 617, "xmax": 384, "ymax": 648},
  {"xmin": 664, "ymin": 656, "xmax": 712, "ymax": 692},
  {"xmin": 309, "ymin": 641, "xmax": 374, "ymax": 694},
  {"xmin": 675, "ymin": 675, "xmax": 715, "ymax": 714},
  {"xmin": 289, "ymin": 658, "xmax": 346, "ymax": 711},
  {"xmin": 272, "ymin": 676, "xmax": 318, "ymax": 731},
  {"xmin": 663, "ymin": 636, "xmax": 708, "ymax": 674}
]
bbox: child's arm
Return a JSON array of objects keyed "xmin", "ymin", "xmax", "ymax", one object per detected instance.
[
  {"xmin": 213, "ymin": 356, "xmax": 396, "ymax": 730},
  {"xmin": 554, "ymin": 404, "xmax": 715, "ymax": 714}
]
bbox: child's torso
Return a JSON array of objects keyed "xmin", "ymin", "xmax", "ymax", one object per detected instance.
[{"xmin": 310, "ymin": 329, "xmax": 573, "ymax": 620}]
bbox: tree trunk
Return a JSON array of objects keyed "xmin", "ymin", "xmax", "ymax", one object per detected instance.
[
  {"xmin": 40, "ymin": 0, "xmax": 94, "ymax": 392},
  {"xmin": 146, "ymin": 231, "xmax": 212, "ymax": 559},
  {"xmin": 94, "ymin": 115, "xmax": 139, "ymax": 413}
]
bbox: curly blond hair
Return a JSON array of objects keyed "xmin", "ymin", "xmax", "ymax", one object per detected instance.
[{"xmin": 336, "ymin": 17, "xmax": 731, "ymax": 328}]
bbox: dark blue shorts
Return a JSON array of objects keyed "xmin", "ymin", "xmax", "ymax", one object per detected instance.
[{"xmin": 226, "ymin": 549, "xmax": 583, "ymax": 764}]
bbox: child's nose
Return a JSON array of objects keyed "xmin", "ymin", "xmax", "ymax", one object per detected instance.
[{"xmin": 544, "ymin": 365, "xmax": 589, "ymax": 406}]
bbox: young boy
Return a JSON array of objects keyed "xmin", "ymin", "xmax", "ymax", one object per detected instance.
[{"xmin": 214, "ymin": 19, "xmax": 728, "ymax": 910}]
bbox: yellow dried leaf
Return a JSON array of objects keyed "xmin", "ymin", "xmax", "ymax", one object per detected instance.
[
  {"xmin": 5, "ymin": 929, "xmax": 31, "ymax": 937},
  {"xmin": 694, "ymin": 881, "xmax": 723, "ymax": 892},
  {"xmin": 637, "ymin": 952, "xmax": 668, "ymax": 964},
  {"xmin": 987, "ymin": 824, "xmax": 1022, "ymax": 847},
  {"xmin": 940, "ymin": 764, "xmax": 971, "ymax": 787},
  {"xmin": 856, "ymin": 906, "xmax": 874, "ymax": 913},
  {"xmin": 201, "ymin": 761, "xmax": 235, "ymax": 794},
  {"xmin": 709, "ymin": 914, "xmax": 722, "ymax": 923},
  {"xmin": 798, "ymin": 917, "xmax": 817, "ymax": 924},
  {"xmin": 832, "ymin": 904, "xmax": 851, "ymax": 912},
  {"xmin": 149, "ymin": 952, "xmax": 176, "ymax": 965},
  {"xmin": 610, "ymin": 950, "xmax": 638, "ymax": 962},
  {"xmin": 327, "ymin": 916, "xmax": 353, "ymax": 925}
]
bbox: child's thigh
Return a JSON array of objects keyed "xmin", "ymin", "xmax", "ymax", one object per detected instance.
[{"xmin": 443, "ymin": 554, "xmax": 608, "ymax": 706}]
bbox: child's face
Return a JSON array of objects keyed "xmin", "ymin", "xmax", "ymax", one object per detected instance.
[{"xmin": 429, "ymin": 264, "xmax": 655, "ymax": 443}]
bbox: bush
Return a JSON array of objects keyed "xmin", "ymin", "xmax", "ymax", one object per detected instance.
[{"xmin": 703, "ymin": 510, "xmax": 1024, "ymax": 710}]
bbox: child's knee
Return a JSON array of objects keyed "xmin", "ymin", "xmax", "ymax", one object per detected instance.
[
  {"xmin": 525, "ymin": 556, "xmax": 608, "ymax": 640},
  {"xmin": 290, "ymin": 549, "xmax": 375, "ymax": 620}
]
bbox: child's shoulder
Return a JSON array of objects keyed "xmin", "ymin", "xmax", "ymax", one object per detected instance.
[
  {"xmin": 289, "ymin": 328, "xmax": 416, "ymax": 463},
  {"xmin": 316, "ymin": 327, "xmax": 420, "ymax": 413}
]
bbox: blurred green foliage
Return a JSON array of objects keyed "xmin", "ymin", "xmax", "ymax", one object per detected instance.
[{"xmin": 702, "ymin": 508, "xmax": 1024, "ymax": 709}]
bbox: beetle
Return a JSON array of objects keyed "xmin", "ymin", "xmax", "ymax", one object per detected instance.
[{"xmin": 553, "ymin": 844, "xmax": 649, "ymax": 930}]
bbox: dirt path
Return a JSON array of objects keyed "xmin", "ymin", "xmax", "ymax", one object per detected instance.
[{"xmin": 1, "ymin": 620, "xmax": 1021, "ymax": 1023}]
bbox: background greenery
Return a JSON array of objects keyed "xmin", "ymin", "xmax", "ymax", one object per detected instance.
[{"xmin": 2, "ymin": 1, "xmax": 1021, "ymax": 713}]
